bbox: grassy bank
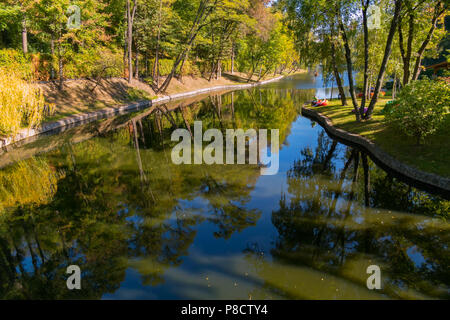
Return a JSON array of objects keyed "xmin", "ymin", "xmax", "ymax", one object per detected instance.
[{"xmin": 313, "ymin": 99, "xmax": 450, "ymax": 178}]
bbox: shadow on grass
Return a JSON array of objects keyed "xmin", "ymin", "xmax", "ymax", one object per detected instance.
[{"xmin": 313, "ymin": 99, "xmax": 450, "ymax": 178}]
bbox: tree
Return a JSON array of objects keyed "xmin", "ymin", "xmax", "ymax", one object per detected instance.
[
  {"xmin": 364, "ymin": 0, "xmax": 403, "ymax": 119},
  {"xmin": 398, "ymin": 0, "xmax": 448, "ymax": 85},
  {"xmin": 155, "ymin": 0, "xmax": 219, "ymax": 93}
]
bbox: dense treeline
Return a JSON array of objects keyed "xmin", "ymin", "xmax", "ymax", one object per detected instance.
[
  {"xmin": 281, "ymin": 0, "xmax": 449, "ymax": 120},
  {"xmin": 0, "ymin": 0, "xmax": 300, "ymax": 92}
]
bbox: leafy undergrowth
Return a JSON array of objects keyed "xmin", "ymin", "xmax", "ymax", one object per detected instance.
[{"xmin": 313, "ymin": 99, "xmax": 450, "ymax": 178}]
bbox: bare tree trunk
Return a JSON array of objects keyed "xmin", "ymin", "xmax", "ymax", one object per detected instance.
[
  {"xmin": 392, "ymin": 73, "xmax": 397, "ymax": 99},
  {"xmin": 22, "ymin": 17, "xmax": 28, "ymax": 54},
  {"xmin": 127, "ymin": 0, "xmax": 137, "ymax": 84},
  {"xmin": 360, "ymin": 1, "xmax": 370, "ymax": 117},
  {"xmin": 123, "ymin": 26, "xmax": 128, "ymax": 78},
  {"xmin": 337, "ymin": 12, "xmax": 360, "ymax": 120},
  {"xmin": 398, "ymin": 12, "xmax": 415, "ymax": 86},
  {"xmin": 362, "ymin": 153, "xmax": 370, "ymax": 207},
  {"xmin": 365, "ymin": 0, "xmax": 403, "ymax": 119},
  {"xmin": 412, "ymin": 2, "xmax": 445, "ymax": 81},
  {"xmin": 57, "ymin": 39, "xmax": 63, "ymax": 91},
  {"xmin": 330, "ymin": 25, "xmax": 347, "ymax": 106},
  {"xmin": 231, "ymin": 43, "xmax": 234, "ymax": 74},
  {"xmin": 153, "ymin": 0, "xmax": 163, "ymax": 87},
  {"xmin": 50, "ymin": 36, "xmax": 55, "ymax": 80},
  {"xmin": 134, "ymin": 48, "xmax": 139, "ymax": 79}
]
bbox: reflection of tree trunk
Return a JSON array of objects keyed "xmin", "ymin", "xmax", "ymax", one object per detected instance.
[
  {"xmin": 323, "ymin": 141, "xmax": 338, "ymax": 169},
  {"xmin": 180, "ymin": 107, "xmax": 193, "ymax": 139},
  {"xmin": 353, "ymin": 151, "xmax": 360, "ymax": 183},
  {"xmin": 339, "ymin": 149, "xmax": 356, "ymax": 180},
  {"xmin": 231, "ymin": 92, "xmax": 235, "ymax": 117},
  {"xmin": 0, "ymin": 238, "xmax": 16, "ymax": 283},
  {"xmin": 361, "ymin": 153, "xmax": 370, "ymax": 207},
  {"xmin": 156, "ymin": 111, "xmax": 164, "ymax": 149},
  {"xmin": 25, "ymin": 235, "xmax": 39, "ymax": 274},
  {"xmin": 132, "ymin": 120, "xmax": 146, "ymax": 184},
  {"xmin": 157, "ymin": 105, "xmax": 178, "ymax": 128},
  {"xmin": 138, "ymin": 119, "xmax": 145, "ymax": 146},
  {"xmin": 210, "ymin": 96, "xmax": 224, "ymax": 131}
]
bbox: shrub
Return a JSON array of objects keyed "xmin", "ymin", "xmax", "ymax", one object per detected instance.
[
  {"xmin": 385, "ymin": 79, "xmax": 450, "ymax": 144},
  {"xmin": 0, "ymin": 67, "xmax": 47, "ymax": 136},
  {"xmin": 65, "ymin": 47, "xmax": 123, "ymax": 79},
  {"xmin": 0, "ymin": 49, "xmax": 33, "ymax": 80}
]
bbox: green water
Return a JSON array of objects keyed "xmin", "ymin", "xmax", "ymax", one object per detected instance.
[{"xmin": 0, "ymin": 81, "xmax": 448, "ymax": 299}]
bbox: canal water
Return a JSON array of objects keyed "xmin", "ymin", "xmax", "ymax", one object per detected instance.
[{"xmin": 0, "ymin": 73, "xmax": 448, "ymax": 299}]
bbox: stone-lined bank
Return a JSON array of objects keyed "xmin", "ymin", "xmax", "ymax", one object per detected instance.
[
  {"xmin": 302, "ymin": 106, "xmax": 450, "ymax": 197},
  {"xmin": 0, "ymin": 76, "xmax": 284, "ymax": 149}
]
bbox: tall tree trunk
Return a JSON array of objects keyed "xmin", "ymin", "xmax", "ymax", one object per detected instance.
[
  {"xmin": 145, "ymin": 52, "xmax": 149, "ymax": 77},
  {"xmin": 360, "ymin": 1, "xmax": 370, "ymax": 116},
  {"xmin": 231, "ymin": 43, "xmax": 234, "ymax": 74},
  {"xmin": 21, "ymin": 17, "xmax": 28, "ymax": 54},
  {"xmin": 392, "ymin": 73, "xmax": 397, "ymax": 99},
  {"xmin": 216, "ymin": 60, "xmax": 221, "ymax": 80},
  {"xmin": 337, "ymin": 13, "xmax": 360, "ymax": 120},
  {"xmin": 411, "ymin": 2, "xmax": 446, "ymax": 81},
  {"xmin": 126, "ymin": 0, "xmax": 137, "ymax": 84},
  {"xmin": 153, "ymin": 0, "xmax": 163, "ymax": 87},
  {"xmin": 365, "ymin": 0, "xmax": 403, "ymax": 119},
  {"xmin": 50, "ymin": 36, "xmax": 55, "ymax": 80},
  {"xmin": 330, "ymin": 24, "xmax": 347, "ymax": 106},
  {"xmin": 398, "ymin": 12, "xmax": 415, "ymax": 86},
  {"xmin": 362, "ymin": 153, "xmax": 370, "ymax": 207},
  {"xmin": 134, "ymin": 48, "xmax": 139, "ymax": 79},
  {"xmin": 123, "ymin": 27, "xmax": 128, "ymax": 78},
  {"xmin": 57, "ymin": 39, "xmax": 63, "ymax": 91}
]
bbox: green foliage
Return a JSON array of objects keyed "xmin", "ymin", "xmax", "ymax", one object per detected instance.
[
  {"xmin": 65, "ymin": 48, "xmax": 123, "ymax": 79},
  {"xmin": 385, "ymin": 79, "xmax": 450, "ymax": 144},
  {"xmin": 0, "ymin": 48, "xmax": 33, "ymax": 79}
]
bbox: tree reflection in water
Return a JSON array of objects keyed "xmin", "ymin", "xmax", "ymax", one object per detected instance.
[
  {"xmin": 271, "ymin": 131, "xmax": 449, "ymax": 299},
  {"xmin": 0, "ymin": 88, "xmax": 447, "ymax": 299}
]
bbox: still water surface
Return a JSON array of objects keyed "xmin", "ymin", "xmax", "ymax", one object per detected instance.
[{"xmin": 0, "ymin": 73, "xmax": 448, "ymax": 299}]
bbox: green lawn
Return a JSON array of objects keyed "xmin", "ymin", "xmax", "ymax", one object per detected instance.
[{"xmin": 313, "ymin": 98, "xmax": 450, "ymax": 178}]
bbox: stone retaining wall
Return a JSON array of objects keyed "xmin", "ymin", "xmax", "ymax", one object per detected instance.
[
  {"xmin": 302, "ymin": 106, "xmax": 450, "ymax": 196},
  {"xmin": 0, "ymin": 76, "xmax": 283, "ymax": 149}
]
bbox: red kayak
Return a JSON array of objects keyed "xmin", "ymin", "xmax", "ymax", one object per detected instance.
[{"xmin": 312, "ymin": 99, "xmax": 328, "ymax": 107}]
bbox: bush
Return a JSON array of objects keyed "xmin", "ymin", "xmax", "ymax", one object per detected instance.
[
  {"xmin": 385, "ymin": 79, "xmax": 450, "ymax": 144},
  {"xmin": 0, "ymin": 49, "xmax": 33, "ymax": 80},
  {"xmin": 0, "ymin": 67, "xmax": 48, "ymax": 136},
  {"xmin": 65, "ymin": 47, "xmax": 123, "ymax": 79}
]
